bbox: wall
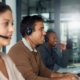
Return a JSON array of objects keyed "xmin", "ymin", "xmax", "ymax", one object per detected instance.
[{"xmin": 6, "ymin": 0, "xmax": 17, "ymax": 53}]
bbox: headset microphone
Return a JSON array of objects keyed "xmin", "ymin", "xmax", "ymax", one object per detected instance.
[{"xmin": 0, "ymin": 35, "xmax": 8, "ymax": 39}]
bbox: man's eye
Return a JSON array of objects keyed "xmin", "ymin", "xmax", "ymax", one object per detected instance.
[
  {"xmin": 40, "ymin": 29, "xmax": 42, "ymax": 31},
  {"xmin": 40, "ymin": 29, "xmax": 43, "ymax": 31}
]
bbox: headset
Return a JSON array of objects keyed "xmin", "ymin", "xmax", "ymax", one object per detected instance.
[
  {"xmin": 0, "ymin": 35, "xmax": 8, "ymax": 39},
  {"xmin": 26, "ymin": 15, "xmax": 43, "ymax": 35},
  {"xmin": 45, "ymin": 30, "xmax": 56, "ymax": 42},
  {"xmin": 25, "ymin": 16, "xmax": 36, "ymax": 47},
  {"xmin": 26, "ymin": 16, "xmax": 32, "ymax": 35}
]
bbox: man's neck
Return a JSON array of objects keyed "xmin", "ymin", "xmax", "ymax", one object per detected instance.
[
  {"xmin": 25, "ymin": 37, "xmax": 36, "ymax": 49},
  {"xmin": 47, "ymin": 42, "xmax": 52, "ymax": 49}
]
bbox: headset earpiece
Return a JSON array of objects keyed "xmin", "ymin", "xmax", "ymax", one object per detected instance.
[
  {"xmin": 45, "ymin": 35, "xmax": 48, "ymax": 42},
  {"xmin": 26, "ymin": 26, "xmax": 32, "ymax": 35},
  {"xmin": 26, "ymin": 16, "xmax": 32, "ymax": 35}
]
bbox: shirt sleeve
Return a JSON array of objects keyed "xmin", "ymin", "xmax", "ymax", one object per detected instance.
[{"xmin": 54, "ymin": 50, "xmax": 69, "ymax": 68}]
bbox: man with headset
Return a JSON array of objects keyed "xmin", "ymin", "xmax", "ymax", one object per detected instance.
[
  {"xmin": 8, "ymin": 15, "xmax": 78, "ymax": 80},
  {"xmin": 38, "ymin": 30, "xmax": 69, "ymax": 71}
]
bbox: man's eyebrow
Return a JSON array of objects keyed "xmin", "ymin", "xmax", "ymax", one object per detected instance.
[{"xmin": 41, "ymin": 27, "xmax": 44, "ymax": 29}]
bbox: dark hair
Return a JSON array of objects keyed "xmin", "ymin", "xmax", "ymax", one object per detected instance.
[
  {"xmin": 20, "ymin": 15, "xmax": 44, "ymax": 37},
  {"xmin": 0, "ymin": 2, "xmax": 12, "ymax": 14},
  {"xmin": 46, "ymin": 29, "xmax": 56, "ymax": 38}
]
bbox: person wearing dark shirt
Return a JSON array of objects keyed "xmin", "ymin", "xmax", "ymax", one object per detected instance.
[{"xmin": 38, "ymin": 30, "xmax": 69, "ymax": 71}]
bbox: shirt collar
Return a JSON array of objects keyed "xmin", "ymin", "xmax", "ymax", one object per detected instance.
[{"xmin": 22, "ymin": 38, "xmax": 37, "ymax": 52}]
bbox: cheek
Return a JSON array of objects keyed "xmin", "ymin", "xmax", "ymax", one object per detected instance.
[
  {"xmin": 0, "ymin": 27, "xmax": 8, "ymax": 35},
  {"xmin": 50, "ymin": 40, "xmax": 55, "ymax": 44},
  {"xmin": 39, "ymin": 32, "xmax": 43, "ymax": 38},
  {"xmin": 0, "ymin": 30, "xmax": 4, "ymax": 35},
  {"xmin": 31, "ymin": 32, "xmax": 43, "ymax": 42},
  {"xmin": 34, "ymin": 32, "xmax": 41, "ymax": 38},
  {"xmin": 0, "ymin": 38, "xmax": 10, "ymax": 46},
  {"xmin": 31, "ymin": 33, "xmax": 38, "ymax": 40},
  {"xmin": 35, "ymin": 34, "xmax": 40, "ymax": 39}
]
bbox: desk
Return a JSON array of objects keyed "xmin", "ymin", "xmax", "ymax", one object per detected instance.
[{"xmin": 58, "ymin": 63, "xmax": 80, "ymax": 74}]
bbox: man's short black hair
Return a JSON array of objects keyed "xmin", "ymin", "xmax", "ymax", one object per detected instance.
[
  {"xmin": 46, "ymin": 29, "xmax": 56, "ymax": 38},
  {"xmin": 20, "ymin": 15, "xmax": 44, "ymax": 37},
  {"xmin": 0, "ymin": 2, "xmax": 12, "ymax": 14}
]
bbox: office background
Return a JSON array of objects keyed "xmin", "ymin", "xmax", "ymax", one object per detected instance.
[{"xmin": 1, "ymin": 0, "xmax": 80, "ymax": 65}]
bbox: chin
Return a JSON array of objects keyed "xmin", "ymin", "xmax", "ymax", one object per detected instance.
[
  {"xmin": 52, "ymin": 45, "xmax": 56, "ymax": 47},
  {"xmin": 54, "ymin": 45, "xmax": 56, "ymax": 47},
  {"xmin": 39, "ymin": 41, "xmax": 44, "ymax": 44},
  {"xmin": 5, "ymin": 42, "xmax": 10, "ymax": 46}
]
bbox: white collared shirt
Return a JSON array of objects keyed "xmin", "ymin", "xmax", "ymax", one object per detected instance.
[
  {"xmin": 22, "ymin": 38, "xmax": 37, "ymax": 52},
  {"xmin": 0, "ymin": 52, "xmax": 25, "ymax": 80}
]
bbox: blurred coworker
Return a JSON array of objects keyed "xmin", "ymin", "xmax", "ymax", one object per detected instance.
[{"xmin": 38, "ymin": 30, "xmax": 69, "ymax": 71}]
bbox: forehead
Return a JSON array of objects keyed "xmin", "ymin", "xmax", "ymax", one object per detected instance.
[
  {"xmin": 48, "ymin": 32, "xmax": 57, "ymax": 37},
  {"xmin": 35, "ymin": 21, "xmax": 44, "ymax": 29},
  {"xmin": 0, "ymin": 10, "xmax": 13, "ymax": 22}
]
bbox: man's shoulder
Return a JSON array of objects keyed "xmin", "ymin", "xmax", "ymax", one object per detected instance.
[
  {"xmin": 8, "ymin": 40, "xmax": 31, "ymax": 55},
  {"xmin": 11, "ymin": 40, "xmax": 24, "ymax": 49},
  {"xmin": 38, "ymin": 42, "xmax": 45, "ymax": 48},
  {"xmin": 8, "ymin": 40, "xmax": 25, "ymax": 53},
  {"xmin": 38, "ymin": 42, "xmax": 48, "ymax": 50}
]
